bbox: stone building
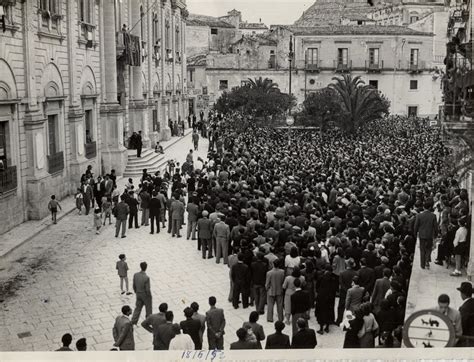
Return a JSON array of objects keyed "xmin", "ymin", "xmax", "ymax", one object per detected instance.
[{"xmin": 0, "ymin": 0, "xmax": 187, "ymax": 234}]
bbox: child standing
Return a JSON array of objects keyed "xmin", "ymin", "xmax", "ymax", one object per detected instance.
[
  {"xmin": 102, "ymin": 196, "xmax": 112, "ymax": 225},
  {"xmin": 116, "ymin": 254, "xmax": 132, "ymax": 295},
  {"xmin": 93, "ymin": 207, "xmax": 102, "ymax": 234},
  {"xmin": 75, "ymin": 188, "xmax": 83, "ymax": 215},
  {"xmin": 48, "ymin": 195, "xmax": 62, "ymax": 224}
]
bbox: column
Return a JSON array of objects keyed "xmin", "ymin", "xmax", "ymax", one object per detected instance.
[
  {"xmin": 103, "ymin": 0, "xmax": 118, "ymax": 103},
  {"xmin": 466, "ymin": 170, "xmax": 474, "ymax": 281}
]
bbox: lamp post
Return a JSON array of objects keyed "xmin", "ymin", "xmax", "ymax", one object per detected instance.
[{"xmin": 286, "ymin": 115, "xmax": 294, "ymax": 146}]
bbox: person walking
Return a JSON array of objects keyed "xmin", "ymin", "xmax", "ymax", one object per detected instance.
[
  {"xmin": 149, "ymin": 191, "xmax": 161, "ymax": 234},
  {"xmin": 48, "ymin": 195, "xmax": 62, "ymax": 224},
  {"xmin": 206, "ymin": 296, "xmax": 226, "ymax": 350},
  {"xmin": 197, "ymin": 211, "xmax": 213, "ymax": 258},
  {"xmin": 116, "ymin": 254, "xmax": 132, "ymax": 295},
  {"xmin": 192, "ymin": 130, "xmax": 199, "ymax": 151},
  {"xmin": 266, "ymin": 259, "xmax": 285, "ymax": 323},
  {"xmin": 131, "ymin": 262, "xmax": 152, "ymax": 325},
  {"xmin": 113, "ymin": 305, "xmax": 135, "ymax": 351},
  {"xmin": 114, "ymin": 195, "xmax": 129, "ymax": 238},
  {"xmin": 414, "ymin": 200, "xmax": 439, "ymax": 270},
  {"xmin": 141, "ymin": 303, "xmax": 168, "ymax": 350},
  {"xmin": 214, "ymin": 215, "xmax": 230, "ymax": 264},
  {"xmin": 265, "ymin": 321, "xmax": 290, "ymax": 349}
]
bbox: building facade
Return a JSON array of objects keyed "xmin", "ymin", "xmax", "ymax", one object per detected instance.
[
  {"xmin": 191, "ymin": 25, "xmax": 442, "ymax": 117},
  {"xmin": 0, "ymin": 0, "xmax": 187, "ymax": 234}
]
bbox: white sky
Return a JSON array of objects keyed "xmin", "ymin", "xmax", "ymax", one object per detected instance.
[{"xmin": 186, "ymin": 0, "xmax": 313, "ymax": 25}]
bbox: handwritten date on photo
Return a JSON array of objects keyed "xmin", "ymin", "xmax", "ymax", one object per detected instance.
[{"xmin": 181, "ymin": 350, "xmax": 225, "ymax": 360}]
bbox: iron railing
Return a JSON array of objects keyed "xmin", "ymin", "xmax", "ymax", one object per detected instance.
[
  {"xmin": 47, "ymin": 151, "xmax": 64, "ymax": 174},
  {"xmin": 85, "ymin": 141, "xmax": 97, "ymax": 159}
]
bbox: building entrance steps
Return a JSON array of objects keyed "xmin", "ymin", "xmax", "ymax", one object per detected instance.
[{"xmin": 0, "ymin": 131, "xmax": 193, "ymax": 261}]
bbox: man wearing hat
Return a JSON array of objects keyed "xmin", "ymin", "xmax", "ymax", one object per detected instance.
[
  {"xmin": 197, "ymin": 211, "xmax": 213, "ymax": 259},
  {"xmin": 457, "ymin": 282, "xmax": 474, "ymax": 347}
]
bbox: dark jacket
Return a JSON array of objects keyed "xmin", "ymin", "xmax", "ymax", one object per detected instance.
[
  {"xmin": 149, "ymin": 197, "xmax": 161, "ymax": 216},
  {"xmin": 459, "ymin": 298, "xmax": 474, "ymax": 347},
  {"xmin": 291, "ymin": 328, "xmax": 317, "ymax": 349},
  {"xmin": 414, "ymin": 210, "xmax": 438, "ymax": 240},
  {"xmin": 265, "ymin": 332, "xmax": 290, "ymax": 349},
  {"xmin": 358, "ymin": 266, "xmax": 376, "ymax": 294},
  {"xmin": 180, "ymin": 318, "xmax": 203, "ymax": 349},
  {"xmin": 231, "ymin": 262, "xmax": 251, "ymax": 286},
  {"xmin": 291, "ymin": 289, "xmax": 311, "ymax": 315},
  {"xmin": 230, "ymin": 340, "xmax": 258, "ymax": 349},
  {"xmin": 250, "ymin": 260, "xmax": 268, "ymax": 286},
  {"xmin": 155, "ymin": 322, "xmax": 176, "ymax": 350}
]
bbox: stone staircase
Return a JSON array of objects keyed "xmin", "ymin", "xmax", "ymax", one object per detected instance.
[{"xmin": 123, "ymin": 149, "xmax": 166, "ymax": 178}]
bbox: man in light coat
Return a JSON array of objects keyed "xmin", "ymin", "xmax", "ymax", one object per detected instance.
[
  {"xmin": 170, "ymin": 194, "xmax": 185, "ymax": 237},
  {"xmin": 131, "ymin": 262, "xmax": 152, "ymax": 325},
  {"xmin": 266, "ymin": 259, "xmax": 285, "ymax": 323},
  {"xmin": 186, "ymin": 198, "xmax": 199, "ymax": 240},
  {"xmin": 213, "ymin": 215, "xmax": 230, "ymax": 264}
]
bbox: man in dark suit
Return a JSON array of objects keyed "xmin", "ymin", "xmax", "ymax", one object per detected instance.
[
  {"xmin": 266, "ymin": 259, "xmax": 285, "ymax": 323},
  {"xmin": 180, "ymin": 307, "xmax": 203, "ymax": 350},
  {"xmin": 336, "ymin": 258, "xmax": 358, "ymax": 324},
  {"xmin": 345, "ymin": 276, "xmax": 367, "ymax": 313},
  {"xmin": 155, "ymin": 311, "xmax": 176, "ymax": 350},
  {"xmin": 136, "ymin": 130, "xmax": 143, "ymax": 157},
  {"xmin": 251, "ymin": 252, "xmax": 268, "ymax": 315},
  {"xmin": 198, "ymin": 210, "xmax": 213, "ymax": 258},
  {"xmin": 149, "ymin": 191, "xmax": 161, "ymax": 234},
  {"xmin": 371, "ymin": 268, "xmax": 392, "ymax": 314},
  {"xmin": 231, "ymin": 253, "xmax": 251, "ymax": 309},
  {"xmin": 358, "ymin": 258, "xmax": 375, "ymax": 295},
  {"xmin": 291, "ymin": 318, "xmax": 317, "ymax": 349},
  {"xmin": 265, "ymin": 321, "xmax": 290, "ymax": 349},
  {"xmin": 230, "ymin": 328, "xmax": 258, "ymax": 350},
  {"xmin": 414, "ymin": 200, "xmax": 438, "ymax": 269},
  {"xmin": 141, "ymin": 303, "xmax": 168, "ymax": 349},
  {"xmin": 457, "ymin": 282, "xmax": 474, "ymax": 347},
  {"xmin": 205, "ymin": 296, "xmax": 226, "ymax": 350},
  {"xmin": 291, "ymin": 278, "xmax": 311, "ymax": 335}
]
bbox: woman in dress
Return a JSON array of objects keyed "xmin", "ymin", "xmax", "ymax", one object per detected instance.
[
  {"xmin": 315, "ymin": 264, "xmax": 338, "ymax": 334},
  {"xmin": 358, "ymin": 302, "xmax": 379, "ymax": 348},
  {"xmin": 282, "ymin": 267, "xmax": 306, "ymax": 325},
  {"xmin": 285, "ymin": 247, "xmax": 301, "ymax": 276},
  {"xmin": 343, "ymin": 307, "xmax": 364, "ymax": 348}
]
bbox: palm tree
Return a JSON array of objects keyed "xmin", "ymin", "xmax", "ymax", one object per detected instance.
[
  {"xmin": 329, "ymin": 74, "xmax": 388, "ymax": 133},
  {"xmin": 247, "ymin": 77, "xmax": 279, "ymax": 94}
]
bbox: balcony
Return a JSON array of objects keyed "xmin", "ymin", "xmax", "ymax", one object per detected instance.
[
  {"xmin": 0, "ymin": 165, "xmax": 17, "ymax": 194},
  {"xmin": 305, "ymin": 61, "xmax": 321, "ymax": 73},
  {"xmin": 407, "ymin": 61, "xmax": 425, "ymax": 73},
  {"xmin": 47, "ymin": 151, "xmax": 64, "ymax": 174},
  {"xmin": 365, "ymin": 60, "xmax": 384, "ymax": 73},
  {"xmin": 334, "ymin": 60, "xmax": 352, "ymax": 73},
  {"xmin": 85, "ymin": 142, "xmax": 97, "ymax": 159}
]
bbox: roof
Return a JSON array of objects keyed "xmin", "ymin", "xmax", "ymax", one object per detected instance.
[
  {"xmin": 186, "ymin": 13, "xmax": 235, "ymax": 28},
  {"xmin": 187, "ymin": 54, "xmax": 207, "ymax": 66},
  {"xmin": 239, "ymin": 22, "xmax": 268, "ymax": 30},
  {"xmin": 281, "ymin": 25, "xmax": 434, "ymax": 36},
  {"xmin": 233, "ymin": 34, "xmax": 277, "ymax": 46}
]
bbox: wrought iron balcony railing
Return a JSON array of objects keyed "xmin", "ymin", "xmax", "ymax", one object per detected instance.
[
  {"xmin": 47, "ymin": 151, "xmax": 64, "ymax": 174},
  {"xmin": 85, "ymin": 142, "xmax": 97, "ymax": 159}
]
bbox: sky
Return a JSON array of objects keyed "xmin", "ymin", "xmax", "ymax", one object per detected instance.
[{"xmin": 186, "ymin": 0, "xmax": 313, "ymax": 25}]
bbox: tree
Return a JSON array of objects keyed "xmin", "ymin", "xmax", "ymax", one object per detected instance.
[
  {"xmin": 329, "ymin": 74, "xmax": 390, "ymax": 133},
  {"xmin": 214, "ymin": 77, "xmax": 295, "ymax": 122},
  {"xmin": 298, "ymin": 88, "xmax": 343, "ymax": 129}
]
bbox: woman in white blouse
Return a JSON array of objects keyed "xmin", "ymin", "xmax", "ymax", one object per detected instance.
[{"xmin": 451, "ymin": 218, "xmax": 468, "ymax": 277}]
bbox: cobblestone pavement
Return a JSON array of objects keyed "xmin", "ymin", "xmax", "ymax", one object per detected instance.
[{"xmin": 0, "ymin": 133, "xmax": 344, "ymax": 351}]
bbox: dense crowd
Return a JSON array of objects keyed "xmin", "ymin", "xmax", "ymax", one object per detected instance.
[{"xmin": 64, "ymin": 111, "xmax": 471, "ymax": 351}]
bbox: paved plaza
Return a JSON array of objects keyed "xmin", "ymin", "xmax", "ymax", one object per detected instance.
[{"xmin": 0, "ymin": 133, "xmax": 344, "ymax": 351}]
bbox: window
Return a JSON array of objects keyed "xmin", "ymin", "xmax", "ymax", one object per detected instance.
[
  {"xmin": 410, "ymin": 80, "xmax": 418, "ymax": 90},
  {"xmin": 40, "ymin": 0, "xmax": 59, "ymax": 14},
  {"xmin": 79, "ymin": 0, "xmax": 93, "ymax": 24},
  {"xmin": 189, "ymin": 69, "xmax": 194, "ymax": 83},
  {"xmin": 408, "ymin": 106, "xmax": 418, "ymax": 117},
  {"xmin": 306, "ymin": 48, "xmax": 318, "ymax": 65},
  {"xmin": 175, "ymin": 24, "xmax": 180, "ymax": 57},
  {"xmin": 47, "ymin": 115, "xmax": 59, "ymax": 155},
  {"xmin": 85, "ymin": 110, "xmax": 93, "ymax": 142},
  {"xmin": 270, "ymin": 50, "xmax": 275, "ymax": 55},
  {"xmin": 211, "ymin": 28, "xmax": 218, "ymax": 35},
  {"xmin": 369, "ymin": 80, "xmax": 378, "ymax": 89},
  {"xmin": 152, "ymin": 12, "xmax": 160, "ymax": 45},
  {"xmin": 369, "ymin": 48, "xmax": 379, "ymax": 65},
  {"xmin": 39, "ymin": 0, "xmax": 61, "ymax": 30},
  {"xmin": 357, "ymin": 20, "xmax": 363, "ymax": 25},
  {"xmin": 0, "ymin": 122, "xmax": 8, "ymax": 167},
  {"xmin": 152, "ymin": 109, "xmax": 160, "ymax": 132},
  {"xmin": 410, "ymin": 49, "xmax": 419, "ymax": 66},
  {"xmin": 337, "ymin": 48, "xmax": 348, "ymax": 66},
  {"xmin": 202, "ymin": 86, "xmax": 208, "ymax": 95},
  {"xmin": 219, "ymin": 80, "xmax": 228, "ymax": 90},
  {"xmin": 410, "ymin": 16, "xmax": 419, "ymax": 24}
]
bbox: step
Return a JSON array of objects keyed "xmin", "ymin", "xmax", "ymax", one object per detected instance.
[
  {"xmin": 125, "ymin": 155, "xmax": 165, "ymax": 169},
  {"xmin": 127, "ymin": 150, "xmax": 156, "ymax": 163}
]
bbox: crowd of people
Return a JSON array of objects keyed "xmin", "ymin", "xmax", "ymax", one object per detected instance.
[{"xmin": 60, "ymin": 110, "xmax": 472, "ymax": 351}]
